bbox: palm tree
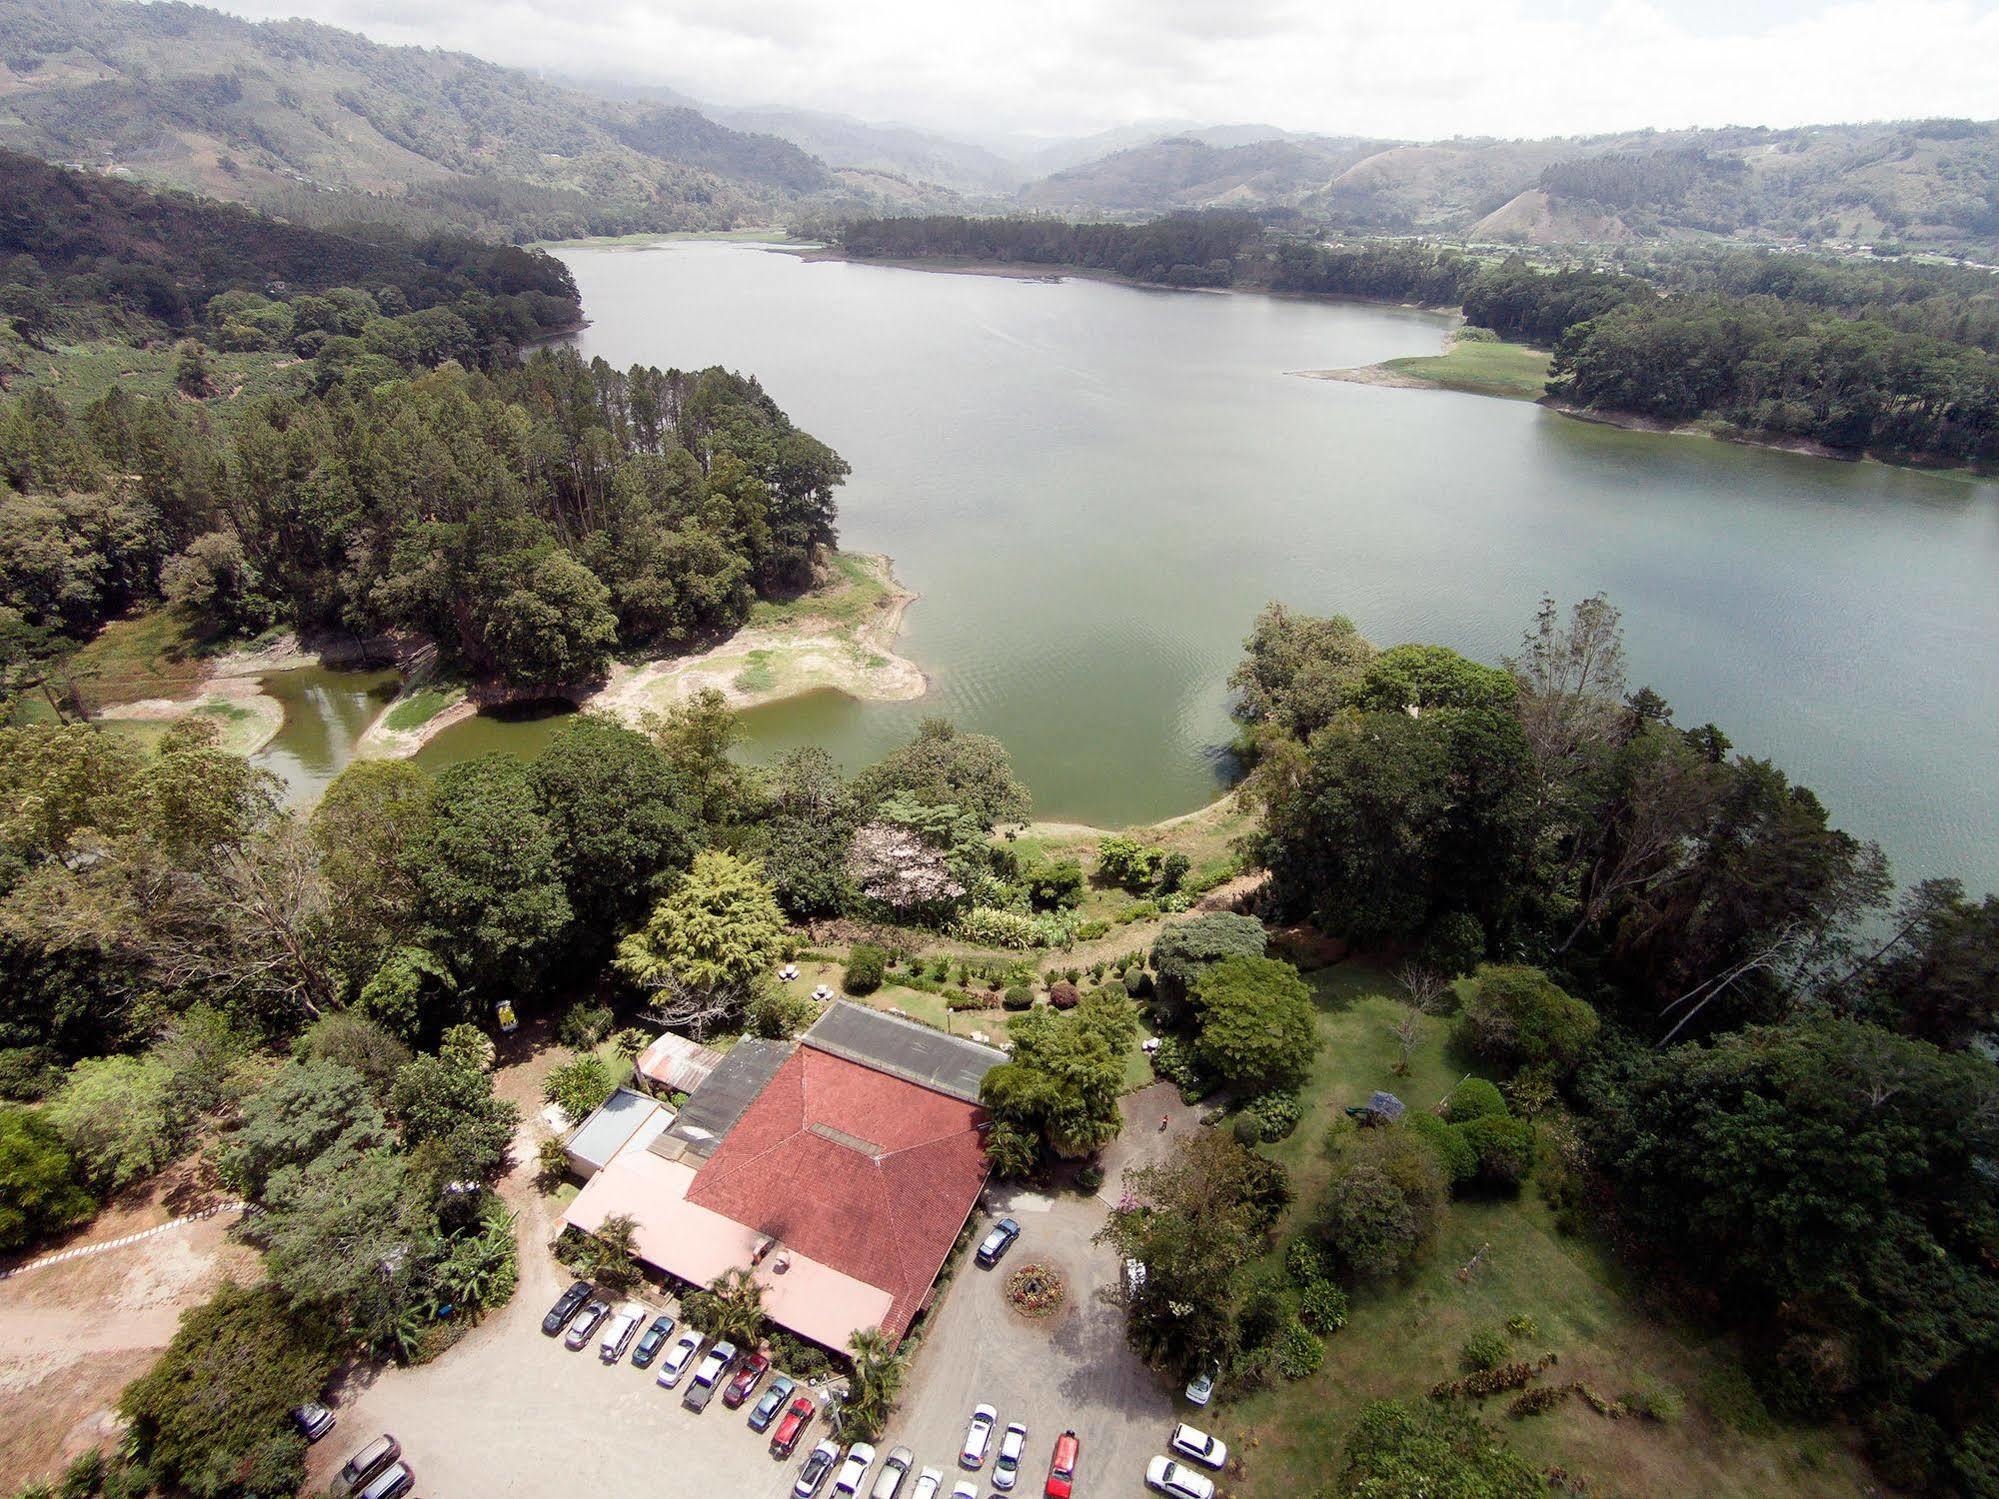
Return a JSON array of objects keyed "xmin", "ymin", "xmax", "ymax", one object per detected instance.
[{"xmin": 842, "ymin": 1327, "xmax": 911, "ymax": 1442}]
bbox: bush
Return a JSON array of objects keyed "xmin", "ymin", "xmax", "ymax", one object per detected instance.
[
  {"xmin": 1286, "ymin": 1236, "xmax": 1335, "ymax": 1286},
  {"xmin": 1443, "ymin": 1077, "xmax": 1507, "ymax": 1123},
  {"xmin": 1621, "ymin": 1377, "xmax": 1684, "ymax": 1423},
  {"xmin": 558, "ymin": 1003, "xmax": 614, "ymax": 1048},
  {"xmin": 1461, "ymin": 1329, "xmax": 1512, "ymax": 1372},
  {"xmin": 1239, "ymin": 1089, "xmax": 1303, "ymax": 1142},
  {"xmin": 1156, "ymin": 851, "xmax": 1191, "ymax": 893},
  {"xmin": 1406, "ymin": 1111, "xmax": 1478, "ymax": 1187},
  {"xmin": 1149, "ymin": 1036, "xmax": 1208, "ymax": 1096},
  {"xmin": 543, "ymin": 1054, "xmax": 617, "ymax": 1120},
  {"xmin": 844, "ymin": 944, "xmax": 887, "ymax": 995},
  {"xmin": 1026, "ymin": 858, "xmax": 1085, "ymax": 911},
  {"xmin": 1315, "ymin": 1127, "xmax": 1448, "ymax": 1281},
  {"xmin": 0, "ymin": 1106, "xmax": 96, "ymax": 1250},
  {"xmin": 748, "ymin": 987, "xmax": 818, "ymax": 1038},
  {"xmin": 1047, "ymin": 982, "xmax": 1080, "ymax": 1011},
  {"xmin": 1232, "ymin": 1114, "xmax": 1264, "ymax": 1146},
  {"xmin": 1002, "ymin": 985, "xmax": 1032, "ymax": 1011},
  {"xmin": 0, "ymin": 1047, "xmax": 62, "ymax": 1101},
  {"xmin": 948, "ymin": 990, "xmax": 991, "ymax": 1012},
  {"xmin": 1298, "ymin": 1278, "xmax": 1349, "ymax": 1334},
  {"xmin": 1459, "ymin": 1114, "xmax": 1534, "ymax": 1187},
  {"xmin": 1275, "ymin": 1319, "xmax": 1325, "ymax": 1378},
  {"xmin": 1076, "ymin": 1163, "xmax": 1105, "ymax": 1193},
  {"xmin": 1096, "ymin": 834, "xmax": 1162, "ymax": 891},
  {"xmin": 1419, "ymin": 911, "xmax": 1486, "ymax": 978},
  {"xmin": 952, "ymin": 907, "xmax": 1042, "ymax": 950},
  {"xmin": 1454, "ymin": 964, "xmax": 1600, "ymax": 1076},
  {"xmin": 1151, "ymin": 913, "xmax": 1269, "ymax": 1017}
]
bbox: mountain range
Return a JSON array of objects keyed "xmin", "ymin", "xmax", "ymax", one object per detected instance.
[{"xmin": 1, "ymin": 0, "xmax": 1995, "ymax": 257}]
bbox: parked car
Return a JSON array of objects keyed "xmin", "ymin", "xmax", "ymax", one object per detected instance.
[
  {"xmin": 1184, "ymin": 1361, "xmax": 1218, "ymax": 1407},
  {"xmin": 911, "ymin": 1468, "xmax": 946, "ymax": 1499},
  {"xmin": 337, "ymin": 1434, "xmax": 401, "ymax": 1493},
  {"xmin": 564, "ymin": 1298, "xmax": 610, "ymax": 1351},
  {"xmin": 1168, "ymin": 1423, "xmax": 1228, "ymax": 1469},
  {"xmin": 656, "ymin": 1329, "xmax": 705, "ymax": 1388},
  {"xmin": 771, "ymin": 1392, "xmax": 816, "ymax": 1456},
  {"xmin": 683, "ymin": 1339, "xmax": 738, "ymax": 1411},
  {"xmin": 599, "ymin": 1306, "xmax": 642, "ymax": 1363},
  {"xmin": 975, "ymin": 1217, "xmax": 1021, "ymax": 1267},
  {"xmin": 750, "ymin": 1374, "xmax": 798, "ymax": 1432},
  {"xmin": 871, "ymin": 1445, "xmax": 914, "ymax": 1499},
  {"xmin": 1144, "ymin": 1456, "xmax": 1216, "ymax": 1499},
  {"xmin": 951, "ymin": 1483, "xmax": 978, "ymax": 1499},
  {"xmin": 1044, "ymin": 1430, "xmax": 1079, "ymax": 1498},
  {"xmin": 794, "ymin": 1439, "xmax": 840, "ymax": 1497},
  {"xmin": 355, "ymin": 1462, "xmax": 414, "ymax": 1499},
  {"xmin": 960, "ymin": 1403, "xmax": 998, "ymax": 1468},
  {"xmin": 540, "ymin": 1279, "xmax": 593, "ymax": 1335},
  {"xmin": 632, "ymin": 1313, "xmax": 676, "ymax": 1367},
  {"xmin": 833, "ymin": 1442, "xmax": 877, "ymax": 1498},
  {"xmin": 723, "ymin": 1350, "xmax": 771, "ymax": 1408},
  {"xmin": 994, "ymin": 1422, "xmax": 1027, "ymax": 1490},
  {"xmin": 289, "ymin": 1402, "xmax": 335, "ymax": 1442}
]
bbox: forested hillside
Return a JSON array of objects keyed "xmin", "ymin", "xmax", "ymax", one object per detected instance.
[
  {"xmin": 1020, "ymin": 120, "xmax": 1999, "ymax": 257},
  {"xmin": 0, "ymin": 0, "xmax": 874, "ymax": 240}
]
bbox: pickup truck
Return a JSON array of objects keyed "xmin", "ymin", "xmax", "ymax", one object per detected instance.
[{"xmin": 681, "ymin": 1340, "xmax": 738, "ymax": 1412}]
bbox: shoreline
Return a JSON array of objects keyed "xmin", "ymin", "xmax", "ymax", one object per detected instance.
[{"xmin": 358, "ymin": 550, "xmax": 925, "ymax": 758}]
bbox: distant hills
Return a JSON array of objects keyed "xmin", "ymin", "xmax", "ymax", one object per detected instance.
[
  {"xmin": 0, "ymin": 0, "xmax": 947, "ymax": 241},
  {"xmin": 0, "ymin": 0, "xmax": 1993, "ymax": 258},
  {"xmin": 1019, "ymin": 123, "xmax": 1999, "ymax": 256}
]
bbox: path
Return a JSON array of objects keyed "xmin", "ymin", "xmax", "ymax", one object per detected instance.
[{"xmin": 0, "ymin": 1201, "xmax": 244, "ymax": 1282}]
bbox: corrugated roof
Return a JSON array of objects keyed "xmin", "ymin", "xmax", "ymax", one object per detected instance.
[
  {"xmin": 649, "ymin": 1038, "xmax": 794, "ymax": 1164},
  {"xmin": 800, "ymin": 1001, "xmax": 1008, "ymax": 1105},
  {"xmin": 635, "ymin": 1031, "xmax": 726, "ymax": 1094}
]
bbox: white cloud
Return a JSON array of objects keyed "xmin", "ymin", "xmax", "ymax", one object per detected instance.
[{"xmin": 195, "ymin": 0, "xmax": 1999, "ymax": 144}]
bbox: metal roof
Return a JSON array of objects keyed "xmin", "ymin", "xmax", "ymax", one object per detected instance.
[
  {"xmin": 566, "ymin": 1087, "xmax": 665, "ymax": 1172},
  {"xmin": 649, "ymin": 1038, "xmax": 795, "ymax": 1164},
  {"xmin": 799, "ymin": 1002, "xmax": 1008, "ymax": 1105}
]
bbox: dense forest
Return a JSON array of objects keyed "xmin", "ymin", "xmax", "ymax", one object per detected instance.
[
  {"xmin": 1225, "ymin": 597, "xmax": 1999, "ymax": 1494},
  {"xmin": 833, "ymin": 212, "xmax": 1264, "ymax": 287}
]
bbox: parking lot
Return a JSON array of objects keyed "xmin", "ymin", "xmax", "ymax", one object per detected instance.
[{"xmin": 309, "ymin": 1087, "xmax": 1202, "ymax": 1499}]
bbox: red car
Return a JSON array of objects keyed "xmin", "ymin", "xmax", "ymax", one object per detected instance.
[
  {"xmin": 1045, "ymin": 1430, "xmax": 1079, "ymax": 1498},
  {"xmin": 770, "ymin": 1394, "xmax": 816, "ymax": 1457},
  {"xmin": 722, "ymin": 1351, "xmax": 771, "ymax": 1409}
]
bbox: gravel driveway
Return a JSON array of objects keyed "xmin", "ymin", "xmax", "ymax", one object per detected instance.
[{"xmin": 880, "ymin": 1086, "xmax": 1194, "ymax": 1497}]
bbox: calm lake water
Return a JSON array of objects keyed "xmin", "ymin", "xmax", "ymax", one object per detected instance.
[{"xmin": 282, "ymin": 241, "xmax": 1999, "ymax": 894}]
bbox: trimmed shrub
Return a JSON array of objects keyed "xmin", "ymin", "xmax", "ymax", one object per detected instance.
[
  {"xmin": 1001, "ymin": 986, "xmax": 1033, "ymax": 1011},
  {"xmin": 1443, "ymin": 1077, "xmax": 1507, "ymax": 1124},
  {"xmin": 1275, "ymin": 1319, "xmax": 1325, "ymax": 1379},
  {"xmin": 1239, "ymin": 1089, "xmax": 1303, "ymax": 1142},
  {"xmin": 946, "ymin": 991, "xmax": 989, "ymax": 1012},
  {"xmin": 1462, "ymin": 1329, "xmax": 1512, "ymax": 1372},
  {"xmin": 843, "ymin": 944, "xmax": 887, "ymax": 996},
  {"xmin": 1298, "ymin": 1278, "xmax": 1349, "ymax": 1334},
  {"xmin": 1459, "ymin": 1114, "xmax": 1534, "ymax": 1187},
  {"xmin": 1406, "ymin": 1110, "xmax": 1479, "ymax": 1187},
  {"xmin": 1047, "ymin": 982, "xmax": 1080, "ymax": 1011},
  {"xmin": 1075, "ymin": 1163, "xmax": 1105, "ymax": 1193},
  {"xmin": 1232, "ymin": 1114, "xmax": 1264, "ymax": 1146}
]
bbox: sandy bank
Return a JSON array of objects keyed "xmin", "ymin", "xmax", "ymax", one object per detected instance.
[
  {"xmin": 93, "ymin": 674, "xmax": 285, "ymax": 757},
  {"xmin": 1289, "ymin": 362, "xmax": 1439, "ymax": 390}
]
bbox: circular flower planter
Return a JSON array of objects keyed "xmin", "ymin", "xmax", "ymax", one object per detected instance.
[{"xmin": 1004, "ymin": 1262, "xmax": 1067, "ymax": 1319}]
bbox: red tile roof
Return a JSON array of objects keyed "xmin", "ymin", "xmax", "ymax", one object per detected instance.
[{"xmin": 685, "ymin": 1045, "xmax": 990, "ymax": 1340}]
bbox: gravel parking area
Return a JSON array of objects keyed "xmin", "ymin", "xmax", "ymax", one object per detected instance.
[{"xmin": 882, "ymin": 1087, "xmax": 1197, "ymax": 1498}]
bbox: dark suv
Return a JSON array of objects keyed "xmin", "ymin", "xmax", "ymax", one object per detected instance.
[{"xmin": 541, "ymin": 1280, "xmax": 594, "ymax": 1336}]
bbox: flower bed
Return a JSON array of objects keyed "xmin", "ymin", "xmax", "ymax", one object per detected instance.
[{"xmin": 1004, "ymin": 1262, "xmax": 1067, "ymax": 1319}]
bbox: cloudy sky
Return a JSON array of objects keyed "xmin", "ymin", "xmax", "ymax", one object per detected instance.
[{"xmin": 199, "ymin": 0, "xmax": 1999, "ymax": 144}]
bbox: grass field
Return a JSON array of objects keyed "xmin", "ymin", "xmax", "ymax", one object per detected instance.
[
  {"xmin": 14, "ymin": 339, "xmax": 306, "ymax": 408},
  {"xmin": 1219, "ymin": 958, "xmax": 1875, "ymax": 1499},
  {"xmin": 1014, "ymin": 795, "xmax": 1254, "ymax": 927},
  {"xmin": 381, "ymin": 686, "xmax": 458, "ymax": 733},
  {"xmin": 59, "ymin": 611, "xmax": 220, "ymax": 711},
  {"xmin": 1382, "ymin": 339, "xmax": 1552, "ymax": 400},
  {"xmin": 745, "ymin": 550, "xmax": 899, "ymax": 634}
]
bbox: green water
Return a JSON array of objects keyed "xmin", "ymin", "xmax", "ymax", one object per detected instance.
[
  {"xmin": 252, "ymin": 667, "xmax": 400, "ymax": 802},
  {"xmin": 267, "ymin": 242, "xmax": 1999, "ymax": 893}
]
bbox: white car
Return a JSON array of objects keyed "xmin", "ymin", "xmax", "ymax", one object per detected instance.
[
  {"xmin": 1184, "ymin": 1361, "xmax": 1218, "ymax": 1407},
  {"xmin": 655, "ymin": 1329, "xmax": 704, "ymax": 1388},
  {"xmin": 993, "ymin": 1422, "xmax": 1026, "ymax": 1490},
  {"xmin": 960, "ymin": 1403, "xmax": 998, "ymax": 1468},
  {"xmin": 950, "ymin": 1484, "xmax": 977, "ymax": 1499},
  {"xmin": 597, "ymin": 1307, "xmax": 640, "ymax": 1363},
  {"xmin": 794, "ymin": 1439, "xmax": 841, "ymax": 1498},
  {"xmin": 909, "ymin": 1466, "xmax": 945, "ymax": 1499},
  {"xmin": 834, "ymin": 1442, "xmax": 877, "ymax": 1498},
  {"xmin": 1145, "ymin": 1456, "xmax": 1217, "ymax": 1499},
  {"xmin": 871, "ymin": 1445, "xmax": 913, "ymax": 1499},
  {"xmin": 1169, "ymin": 1423, "xmax": 1228, "ymax": 1470}
]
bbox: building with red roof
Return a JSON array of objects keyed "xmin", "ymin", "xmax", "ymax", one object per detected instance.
[{"xmin": 562, "ymin": 1002, "xmax": 1006, "ymax": 1348}]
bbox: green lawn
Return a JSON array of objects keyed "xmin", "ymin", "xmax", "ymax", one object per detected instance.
[
  {"xmin": 381, "ymin": 686, "xmax": 458, "ymax": 733},
  {"xmin": 1221, "ymin": 958, "xmax": 1874, "ymax": 1499},
  {"xmin": 1382, "ymin": 339, "xmax": 1552, "ymax": 400},
  {"xmin": 60, "ymin": 610, "xmax": 220, "ymax": 711},
  {"xmin": 746, "ymin": 550, "xmax": 897, "ymax": 634}
]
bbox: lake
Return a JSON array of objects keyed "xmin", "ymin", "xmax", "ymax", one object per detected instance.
[{"xmin": 297, "ymin": 240, "xmax": 1999, "ymax": 894}]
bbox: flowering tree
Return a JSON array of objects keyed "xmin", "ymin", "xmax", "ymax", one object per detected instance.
[{"xmin": 847, "ymin": 821, "xmax": 964, "ymax": 916}]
